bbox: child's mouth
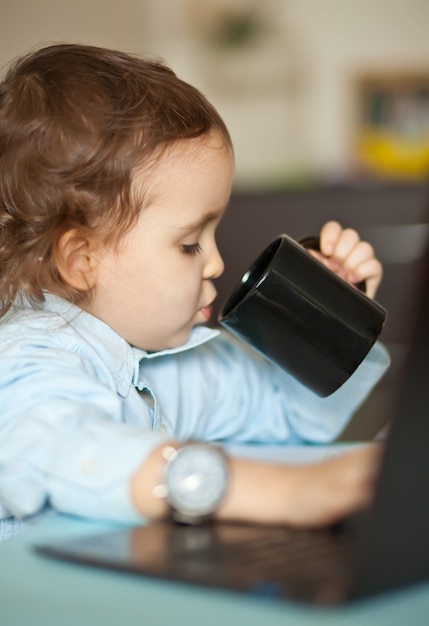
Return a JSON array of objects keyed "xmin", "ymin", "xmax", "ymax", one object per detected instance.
[{"xmin": 200, "ymin": 305, "xmax": 213, "ymax": 321}]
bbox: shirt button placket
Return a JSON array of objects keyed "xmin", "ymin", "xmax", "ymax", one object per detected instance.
[{"xmin": 159, "ymin": 423, "xmax": 169, "ymax": 435}]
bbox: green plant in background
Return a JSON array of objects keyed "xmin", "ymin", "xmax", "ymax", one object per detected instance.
[{"xmin": 206, "ymin": 10, "xmax": 267, "ymax": 50}]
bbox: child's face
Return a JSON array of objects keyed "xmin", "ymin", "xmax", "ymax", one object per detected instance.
[{"xmin": 87, "ymin": 135, "xmax": 234, "ymax": 351}]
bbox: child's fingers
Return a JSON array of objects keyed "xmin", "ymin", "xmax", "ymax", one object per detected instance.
[
  {"xmin": 337, "ymin": 241, "xmax": 376, "ymax": 278},
  {"xmin": 319, "ymin": 221, "xmax": 343, "ymax": 257},
  {"xmin": 329, "ymin": 229, "xmax": 361, "ymax": 268},
  {"xmin": 324, "ymin": 255, "xmax": 382, "ymax": 298},
  {"xmin": 349, "ymin": 258, "xmax": 383, "ymax": 299},
  {"xmin": 318, "ymin": 221, "xmax": 382, "ymax": 298},
  {"xmin": 320, "ymin": 222, "xmax": 363, "ymax": 268}
]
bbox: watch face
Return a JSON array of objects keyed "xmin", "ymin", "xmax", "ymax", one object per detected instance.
[{"xmin": 165, "ymin": 445, "xmax": 229, "ymax": 518}]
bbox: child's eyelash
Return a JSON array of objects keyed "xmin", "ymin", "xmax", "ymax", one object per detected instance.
[{"xmin": 182, "ymin": 243, "xmax": 202, "ymax": 255}]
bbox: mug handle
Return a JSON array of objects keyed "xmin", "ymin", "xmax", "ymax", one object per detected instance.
[{"xmin": 298, "ymin": 235, "xmax": 366, "ymax": 293}]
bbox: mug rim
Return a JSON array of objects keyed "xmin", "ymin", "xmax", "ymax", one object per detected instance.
[{"xmin": 218, "ymin": 235, "xmax": 284, "ymax": 321}]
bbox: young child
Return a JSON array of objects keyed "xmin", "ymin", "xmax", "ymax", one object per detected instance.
[{"xmin": 0, "ymin": 44, "xmax": 389, "ymax": 535}]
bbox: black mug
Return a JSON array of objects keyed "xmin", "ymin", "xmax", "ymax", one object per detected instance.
[{"xmin": 218, "ymin": 234, "xmax": 387, "ymax": 397}]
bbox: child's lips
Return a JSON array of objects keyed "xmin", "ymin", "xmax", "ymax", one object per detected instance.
[{"xmin": 200, "ymin": 305, "xmax": 213, "ymax": 321}]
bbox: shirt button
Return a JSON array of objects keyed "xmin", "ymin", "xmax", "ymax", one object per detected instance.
[{"xmin": 159, "ymin": 423, "xmax": 169, "ymax": 435}]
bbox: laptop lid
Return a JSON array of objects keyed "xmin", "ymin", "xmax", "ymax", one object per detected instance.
[{"xmin": 349, "ymin": 234, "xmax": 429, "ymax": 599}]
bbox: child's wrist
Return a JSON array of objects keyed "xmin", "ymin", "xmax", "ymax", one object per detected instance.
[{"xmin": 130, "ymin": 440, "xmax": 180, "ymax": 519}]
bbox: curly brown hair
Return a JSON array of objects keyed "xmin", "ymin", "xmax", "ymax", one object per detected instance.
[{"xmin": 0, "ymin": 43, "xmax": 232, "ymax": 317}]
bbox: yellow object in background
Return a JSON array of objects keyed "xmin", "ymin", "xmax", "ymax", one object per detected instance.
[
  {"xmin": 358, "ymin": 129, "xmax": 429, "ymax": 179},
  {"xmin": 356, "ymin": 76, "xmax": 429, "ymax": 180}
]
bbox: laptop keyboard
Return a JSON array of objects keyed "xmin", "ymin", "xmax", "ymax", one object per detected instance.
[
  {"xmin": 133, "ymin": 521, "xmax": 354, "ymax": 603},
  {"xmin": 35, "ymin": 520, "xmax": 356, "ymax": 604}
]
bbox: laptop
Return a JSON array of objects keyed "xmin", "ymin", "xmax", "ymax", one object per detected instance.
[{"xmin": 34, "ymin": 240, "xmax": 429, "ymax": 606}]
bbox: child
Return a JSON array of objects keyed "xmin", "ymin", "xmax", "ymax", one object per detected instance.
[{"xmin": 0, "ymin": 44, "xmax": 389, "ymax": 535}]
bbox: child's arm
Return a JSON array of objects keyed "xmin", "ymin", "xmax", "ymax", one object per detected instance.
[
  {"xmin": 315, "ymin": 221, "xmax": 383, "ymax": 300},
  {"xmin": 131, "ymin": 442, "xmax": 382, "ymax": 527}
]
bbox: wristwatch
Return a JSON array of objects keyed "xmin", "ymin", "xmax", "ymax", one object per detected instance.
[{"xmin": 153, "ymin": 442, "xmax": 230, "ymax": 524}]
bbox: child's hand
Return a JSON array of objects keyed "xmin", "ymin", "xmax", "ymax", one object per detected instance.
[
  {"xmin": 218, "ymin": 444, "xmax": 383, "ymax": 528},
  {"xmin": 280, "ymin": 445, "xmax": 383, "ymax": 527},
  {"xmin": 314, "ymin": 221, "xmax": 383, "ymax": 299}
]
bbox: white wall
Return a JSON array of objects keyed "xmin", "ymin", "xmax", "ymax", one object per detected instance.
[{"xmin": 1, "ymin": 0, "xmax": 429, "ymax": 188}]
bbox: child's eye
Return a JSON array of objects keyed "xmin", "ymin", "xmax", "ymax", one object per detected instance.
[{"xmin": 182, "ymin": 243, "xmax": 202, "ymax": 256}]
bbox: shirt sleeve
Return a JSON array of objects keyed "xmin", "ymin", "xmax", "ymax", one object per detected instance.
[
  {"xmin": 168, "ymin": 331, "xmax": 390, "ymax": 444},
  {"xmin": 0, "ymin": 324, "xmax": 390, "ymax": 525},
  {"xmin": 0, "ymin": 340, "xmax": 164, "ymax": 523}
]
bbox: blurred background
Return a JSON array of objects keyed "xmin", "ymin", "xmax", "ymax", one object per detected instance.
[
  {"xmin": 2, "ymin": 0, "xmax": 429, "ymax": 187},
  {"xmin": 1, "ymin": 0, "xmax": 429, "ymax": 439}
]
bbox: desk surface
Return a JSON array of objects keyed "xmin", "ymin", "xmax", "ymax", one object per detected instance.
[{"xmin": 2, "ymin": 446, "xmax": 429, "ymax": 626}]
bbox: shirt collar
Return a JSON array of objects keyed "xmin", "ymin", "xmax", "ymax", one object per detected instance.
[
  {"xmin": 41, "ymin": 293, "xmax": 219, "ymax": 397},
  {"xmin": 131, "ymin": 325, "xmax": 220, "ymax": 388}
]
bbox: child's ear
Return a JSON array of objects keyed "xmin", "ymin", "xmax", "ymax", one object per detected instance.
[{"xmin": 55, "ymin": 229, "xmax": 100, "ymax": 291}]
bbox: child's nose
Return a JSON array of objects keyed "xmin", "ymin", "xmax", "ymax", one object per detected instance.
[{"xmin": 205, "ymin": 244, "xmax": 224, "ymax": 280}]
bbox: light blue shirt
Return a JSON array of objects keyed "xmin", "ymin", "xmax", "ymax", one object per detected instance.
[{"xmin": 0, "ymin": 294, "xmax": 389, "ymax": 528}]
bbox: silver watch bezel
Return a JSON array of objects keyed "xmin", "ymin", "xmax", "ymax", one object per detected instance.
[{"xmin": 160, "ymin": 442, "xmax": 230, "ymax": 524}]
